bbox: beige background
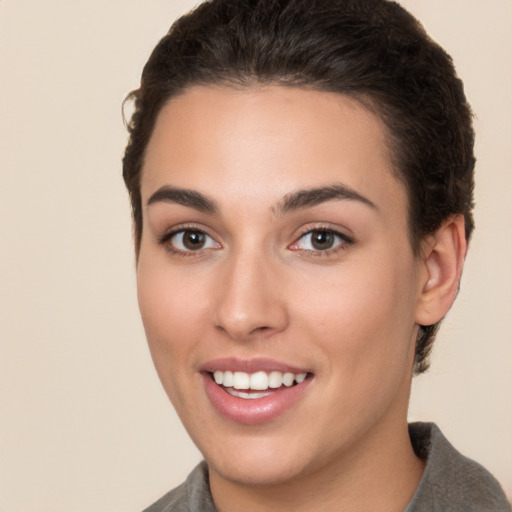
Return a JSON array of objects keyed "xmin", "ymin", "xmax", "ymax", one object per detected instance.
[{"xmin": 0, "ymin": 1, "xmax": 510, "ymax": 510}]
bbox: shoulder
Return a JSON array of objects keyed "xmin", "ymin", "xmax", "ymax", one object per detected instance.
[
  {"xmin": 142, "ymin": 462, "xmax": 217, "ymax": 512},
  {"xmin": 406, "ymin": 422, "xmax": 511, "ymax": 512}
]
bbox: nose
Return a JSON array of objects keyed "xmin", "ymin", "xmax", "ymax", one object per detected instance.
[{"xmin": 213, "ymin": 250, "xmax": 289, "ymax": 341}]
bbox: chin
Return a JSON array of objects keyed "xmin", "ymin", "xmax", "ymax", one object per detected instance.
[
  {"xmin": 208, "ymin": 450, "xmax": 310, "ymax": 488},
  {"xmin": 192, "ymin": 424, "xmax": 327, "ymax": 488}
]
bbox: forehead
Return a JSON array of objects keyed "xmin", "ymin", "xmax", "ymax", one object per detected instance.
[{"xmin": 141, "ymin": 85, "xmax": 407, "ymax": 218}]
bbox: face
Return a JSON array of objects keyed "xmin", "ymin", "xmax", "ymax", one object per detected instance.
[{"xmin": 137, "ymin": 86, "xmax": 425, "ymax": 488}]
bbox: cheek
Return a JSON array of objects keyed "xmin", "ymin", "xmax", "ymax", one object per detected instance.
[
  {"xmin": 294, "ymin": 265, "xmax": 417, "ymax": 428},
  {"xmin": 292, "ymin": 256, "xmax": 417, "ymax": 377},
  {"xmin": 136, "ymin": 258, "xmax": 206, "ymax": 375},
  {"xmin": 136, "ymin": 261, "xmax": 216, "ymax": 425}
]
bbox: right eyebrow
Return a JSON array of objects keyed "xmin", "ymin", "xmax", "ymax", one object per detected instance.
[{"xmin": 146, "ymin": 186, "xmax": 219, "ymax": 214}]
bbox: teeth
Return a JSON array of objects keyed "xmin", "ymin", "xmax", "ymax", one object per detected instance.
[
  {"xmin": 212, "ymin": 370, "xmax": 308, "ymax": 390},
  {"xmin": 268, "ymin": 371, "xmax": 283, "ymax": 389},
  {"xmin": 226, "ymin": 389, "xmax": 273, "ymax": 399},
  {"xmin": 233, "ymin": 371, "xmax": 250, "ymax": 390},
  {"xmin": 283, "ymin": 372, "xmax": 294, "ymax": 387},
  {"xmin": 250, "ymin": 371, "xmax": 268, "ymax": 390},
  {"xmin": 295, "ymin": 372, "xmax": 307, "ymax": 383},
  {"xmin": 223, "ymin": 371, "xmax": 234, "ymax": 387}
]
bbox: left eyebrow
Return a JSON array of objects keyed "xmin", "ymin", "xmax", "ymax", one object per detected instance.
[{"xmin": 274, "ymin": 183, "xmax": 377, "ymax": 216}]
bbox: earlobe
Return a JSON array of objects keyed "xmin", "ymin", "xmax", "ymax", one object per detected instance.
[{"xmin": 415, "ymin": 215, "xmax": 467, "ymax": 326}]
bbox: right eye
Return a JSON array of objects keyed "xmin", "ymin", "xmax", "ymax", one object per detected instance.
[{"xmin": 163, "ymin": 229, "xmax": 221, "ymax": 253}]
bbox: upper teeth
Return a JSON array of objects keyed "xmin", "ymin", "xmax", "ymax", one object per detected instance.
[{"xmin": 213, "ymin": 370, "xmax": 307, "ymax": 390}]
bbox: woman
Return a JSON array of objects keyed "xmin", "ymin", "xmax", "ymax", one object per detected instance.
[{"xmin": 123, "ymin": 0, "xmax": 510, "ymax": 510}]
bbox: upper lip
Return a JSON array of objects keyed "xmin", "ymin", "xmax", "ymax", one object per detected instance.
[{"xmin": 199, "ymin": 357, "xmax": 311, "ymax": 374}]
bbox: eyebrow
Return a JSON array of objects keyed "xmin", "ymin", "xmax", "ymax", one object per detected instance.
[
  {"xmin": 146, "ymin": 182, "xmax": 376, "ymax": 216},
  {"xmin": 147, "ymin": 186, "xmax": 219, "ymax": 214},
  {"xmin": 274, "ymin": 183, "xmax": 377, "ymax": 216}
]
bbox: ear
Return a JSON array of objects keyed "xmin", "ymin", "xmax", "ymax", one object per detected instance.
[{"xmin": 415, "ymin": 215, "xmax": 467, "ymax": 326}]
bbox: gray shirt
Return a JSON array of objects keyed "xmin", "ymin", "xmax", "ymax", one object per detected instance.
[{"xmin": 143, "ymin": 423, "xmax": 510, "ymax": 511}]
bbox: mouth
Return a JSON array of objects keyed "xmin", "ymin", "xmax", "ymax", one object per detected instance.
[
  {"xmin": 201, "ymin": 360, "xmax": 313, "ymax": 424},
  {"xmin": 210, "ymin": 370, "xmax": 308, "ymax": 399}
]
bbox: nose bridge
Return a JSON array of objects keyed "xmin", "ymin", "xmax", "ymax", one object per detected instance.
[{"xmin": 214, "ymin": 244, "xmax": 288, "ymax": 340}]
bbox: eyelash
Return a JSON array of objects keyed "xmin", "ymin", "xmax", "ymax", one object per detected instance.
[
  {"xmin": 158, "ymin": 226, "xmax": 354, "ymax": 257},
  {"xmin": 159, "ymin": 226, "xmax": 220, "ymax": 257},
  {"xmin": 289, "ymin": 227, "xmax": 354, "ymax": 256}
]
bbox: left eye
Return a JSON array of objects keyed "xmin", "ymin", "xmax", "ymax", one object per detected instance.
[
  {"xmin": 168, "ymin": 229, "xmax": 220, "ymax": 252},
  {"xmin": 291, "ymin": 229, "xmax": 348, "ymax": 251}
]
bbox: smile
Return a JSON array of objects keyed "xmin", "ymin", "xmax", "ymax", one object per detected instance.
[
  {"xmin": 201, "ymin": 360, "xmax": 313, "ymax": 424},
  {"xmin": 212, "ymin": 370, "xmax": 308, "ymax": 399}
]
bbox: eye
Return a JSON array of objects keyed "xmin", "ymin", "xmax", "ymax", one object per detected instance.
[
  {"xmin": 163, "ymin": 229, "xmax": 220, "ymax": 253},
  {"xmin": 290, "ymin": 229, "xmax": 352, "ymax": 252}
]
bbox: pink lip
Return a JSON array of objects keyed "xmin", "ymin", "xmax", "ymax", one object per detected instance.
[
  {"xmin": 200, "ymin": 358, "xmax": 313, "ymax": 425},
  {"xmin": 199, "ymin": 357, "xmax": 311, "ymax": 374}
]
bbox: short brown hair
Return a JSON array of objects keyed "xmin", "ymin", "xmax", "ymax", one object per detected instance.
[{"xmin": 123, "ymin": 0, "xmax": 475, "ymax": 373}]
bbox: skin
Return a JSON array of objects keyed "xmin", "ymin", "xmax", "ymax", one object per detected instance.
[{"xmin": 136, "ymin": 85, "xmax": 466, "ymax": 512}]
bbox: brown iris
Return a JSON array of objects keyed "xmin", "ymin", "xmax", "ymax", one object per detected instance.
[
  {"xmin": 310, "ymin": 230, "xmax": 335, "ymax": 250},
  {"xmin": 182, "ymin": 230, "xmax": 206, "ymax": 250}
]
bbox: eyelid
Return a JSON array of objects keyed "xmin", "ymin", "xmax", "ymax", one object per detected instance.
[
  {"xmin": 158, "ymin": 224, "xmax": 221, "ymax": 255},
  {"xmin": 288, "ymin": 225, "xmax": 354, "ymax": 253}
]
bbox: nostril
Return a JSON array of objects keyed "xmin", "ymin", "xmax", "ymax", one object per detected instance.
[{"xmin": 252, "ymin": 325, "xmax": 271, "ymax": 333}]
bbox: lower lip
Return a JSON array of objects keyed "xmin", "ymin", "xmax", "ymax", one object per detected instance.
[{"xmin": 202, "ymin": 373, "xmax": 312, "ymax": 425}]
